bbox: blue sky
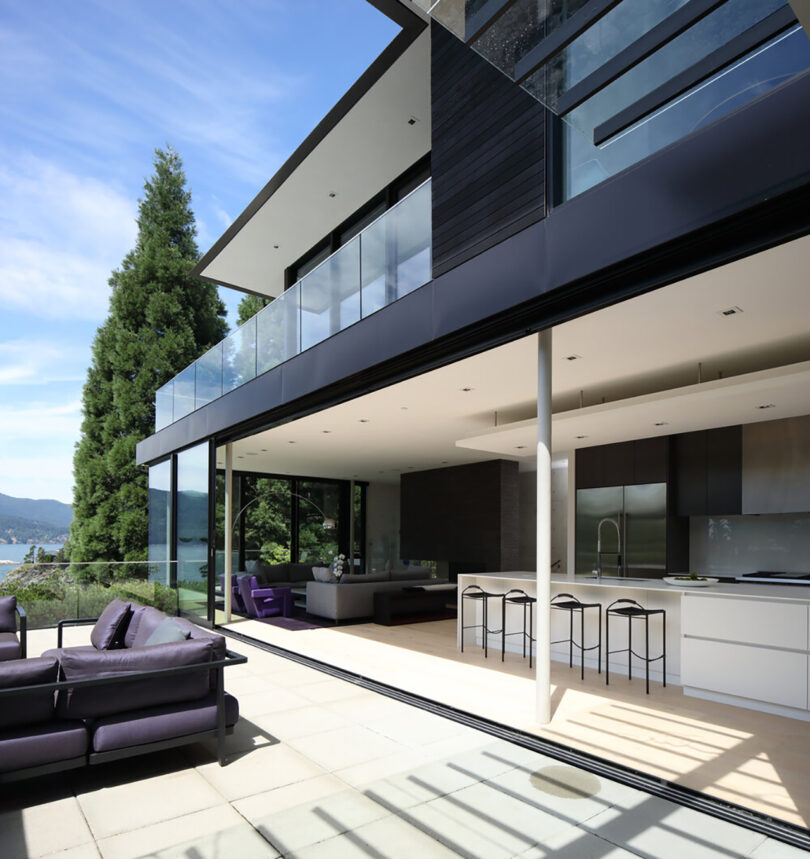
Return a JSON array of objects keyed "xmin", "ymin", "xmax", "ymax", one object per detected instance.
[{"xmin": 0, "ymin": 0, "xmax": 399, "ymax": 504}]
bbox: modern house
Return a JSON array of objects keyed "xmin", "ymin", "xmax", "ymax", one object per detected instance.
[{"xmin": 136, "ymin": 0, "xmax": 810, "ymax": 760}]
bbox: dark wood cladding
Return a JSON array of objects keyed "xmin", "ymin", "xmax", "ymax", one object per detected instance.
[
  {"xmin": 430, "ymin": 22, "xmax": 546, "ymax": 278},
  {"xmin": 400, "ymin": 460, "xmax": 519, "ymax": 571}
]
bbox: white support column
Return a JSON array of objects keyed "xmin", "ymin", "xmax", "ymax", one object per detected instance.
[
  {"xmin": 566, "ymin": 450, "xmax": 577, "ymax": 580},
  {"xmin": 224, "ymin": 443, "xmax": 233, "ymax": 623},
  {"xmin": 536, "ymin": 329, "xmax": 552, "ymax": 724}
]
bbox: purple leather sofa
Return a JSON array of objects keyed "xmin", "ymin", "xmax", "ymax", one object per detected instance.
[
  {"xmin": 0, "ymin": 595, "xmax": 26, "ymax": 661},
  {"xmin": 0, "ymin": 598, "xmax": 246, "ymax": 783}
]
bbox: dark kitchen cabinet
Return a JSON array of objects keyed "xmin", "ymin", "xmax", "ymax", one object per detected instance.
[
  {"xmin": 673, "ymin": 426, "xmax": 742, "ymax": 516},
  {"xmin": 576, "ymin": 437, "xmax": 669, "ymax": 488}
]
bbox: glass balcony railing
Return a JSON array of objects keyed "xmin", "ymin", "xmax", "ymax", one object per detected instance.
[{"xmin": 155, "ymin": 179, "xmax": 432, "ymax": 430}]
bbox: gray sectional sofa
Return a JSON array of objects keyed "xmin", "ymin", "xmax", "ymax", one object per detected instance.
[
  {"xmin": 306, "ymin": 569, "xmax": 444, "ymax": 621},
  {"xmin": 247, "ymin": 562, "xmax": 317, "ymax": 588},
  {"xmin": 0, "ymin": 598, "xmax": 245, "ymax": 783}
]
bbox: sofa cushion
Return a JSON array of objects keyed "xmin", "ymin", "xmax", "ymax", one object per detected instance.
[
  {"xmin": 342, "ymin": 573, "xmax": 388, "ymax": 584},
  {"xmin": 144, "ymin": 618, "xmax": 191, "ymax": 646},
  {"xmin": 90, "ymin": 598, "xmax": 131, "ymax": 650},
  {"xmin": 56, "ymin": 638, "xmax": 213, "ymax": 719},
  {"xmin": 0, "ymin": 656, "xmax": 59, "ymax": 729},
  {"xmin": 0, "ymin": 721, "xmax": 87, "ymax": 773},
  {"xmin": 91, "ymin": 691, "xmax": 239, "ymax": 753},
  {"xmin": 129, "ymin": 605, "xmax": 169, "ymax": 649},
  {"xmin": 0, "ymin": 595, "xmax": 16, "ymax": 633},
  {"xmin": 312, "ymin": 566, "xmax": 335, "ymax": 583},
  {"xmin": 0, "ymin": 633, "xmax": 22, "ymax": 662},
  {"xmin": 287, "ymin": 564, "xmax": 315, "ymax": 583}
]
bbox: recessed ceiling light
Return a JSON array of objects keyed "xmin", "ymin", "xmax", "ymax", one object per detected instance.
[
  {"xmin": 328, "ymin": 191, "xmax": 337, "ymax": 198},
  {"xmin": 400, "ymin": 406, "xmax": 408, "ymax": 411},
  {"xmin": 757, "ymin": 403, "xmax": 776, "ymax": 410},
  {"xmin": 273, "ymin": 244, "xmax": 279, "ymax": 249},
  {"xmin": 358, "ymin": 419, "xmax": 369, "ymax": 423},
  {"xmin": 441, "ymin": 460, "xmax": 449, "ymax": 464},
  {"xmin": 654, "ymin": 421, "xmax": 669, "ymax": 427},
  {"xmin": 576, "ymin": 435, "xmax": 588, "ymax": 440},
  {"xmin": 287, "ymin": 440, "xmax": 296, "ymax": 444},
  {"xmin": 260, "ymin": 449, "xmax": 268, "ymax": 452},
  {"xmin": 246, "ymin": 452, "xmax": 257, "ymax": 455},
  {"xmin": 515, "ymin": 445, "xmax": 526, "ymax": 450},
  {"xmin": 407, "ymin": 116, "xmax": 418, "ymax": 125},
  {"xmin": 563, "ymin": 354, "xmax": 581, "ymax": 361},
  {"xmin": 718, "ymin": 306, "xmax": 744, "ymax": 316},
  {"xmin": 322, "ymin": 430, "xmax": 331, "ymax": 434},
  {"xmin": 460, "ymin": 386, "xmax": 474, "ymax": 392}
]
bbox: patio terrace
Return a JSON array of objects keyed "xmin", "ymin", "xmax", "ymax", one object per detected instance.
[{"xmin": 2, "ymin": 624, "xmax": 805, "ymax": 858}]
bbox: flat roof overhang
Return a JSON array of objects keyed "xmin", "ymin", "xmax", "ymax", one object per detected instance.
[
  {"xmin": 214, "ymin": 231, "xmax": 810, "ymax": 481},
  {"xmin": 193, "ymin": 19, "xmax": 430, "ymax": 298}
]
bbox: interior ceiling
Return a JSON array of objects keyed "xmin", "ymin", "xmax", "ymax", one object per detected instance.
[
  {"xmin": 217, "ymin": 234, "xmax": 810, "ymax": 483},
  {"xmin": 198, "ymin": 30, "xmax": 431, "ymax": 299}
]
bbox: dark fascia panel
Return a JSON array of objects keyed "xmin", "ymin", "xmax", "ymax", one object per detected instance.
[
  {"xmin": 137, "ymin": 69, "xmax": 810, "ymax": 466},
  {"xmin": 191, "ymin": 8, "xmax": 426, "ymax": 287}
]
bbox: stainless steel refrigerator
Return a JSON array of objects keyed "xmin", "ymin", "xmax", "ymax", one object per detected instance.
[{"xmin": 575, "ymin": 483, "xmax": 667, "ymax": 577}]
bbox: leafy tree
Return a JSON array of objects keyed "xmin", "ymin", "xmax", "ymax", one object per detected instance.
[
  {"xmin": 71, "ymin": 147, "xmax": 227, "ymax": 581},
  {"xmin": 236, "ymin": 294, "xmax": 268, "ymax": 327}
]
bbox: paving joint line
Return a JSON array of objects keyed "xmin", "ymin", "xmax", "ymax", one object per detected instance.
[{"xmin": 218, "ymin": 625, "xmax": 810, "ymax": 852}]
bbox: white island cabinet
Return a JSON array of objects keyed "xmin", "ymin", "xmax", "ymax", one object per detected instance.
[
  {"xmin": 457, "ymin": 572, "xmax": 810, "ymax": 721},
  {"xmin": 682, "ymin": 593, "xmax": 809, "ymax": 717}
]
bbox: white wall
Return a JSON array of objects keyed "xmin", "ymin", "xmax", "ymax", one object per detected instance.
[
  {"xmin": 365, "ymin": 481, "xmax": 401, "ymax": 573},
  {"xmin": 518, "ymin": 458, "xmax": 569, "ymax": 571}
]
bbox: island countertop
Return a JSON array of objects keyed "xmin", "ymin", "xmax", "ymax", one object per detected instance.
[{"xmin": 456, "ymin": 571, "xmax": 810, "ymax": 603}]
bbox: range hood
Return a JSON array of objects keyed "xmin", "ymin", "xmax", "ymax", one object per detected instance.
[{"xmin": 742, "ymin": 415, "xmax": 810, "ymax": 514}]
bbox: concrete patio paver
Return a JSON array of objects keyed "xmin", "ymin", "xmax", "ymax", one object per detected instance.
[{"xmin": 2, "ymin": 626, "xmax": 805, "ymax": 859}]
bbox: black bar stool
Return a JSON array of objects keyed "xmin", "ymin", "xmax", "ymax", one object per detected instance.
[
  {"xmin": 550, "ymin": 593, "xmax": 602, "ymax": 679},
  {"xmin": 605, "ymin": 598, "xmax": 666, "ymax": 694},
  {"xmin": 460, "ymin": 585, "xmax": 503, "ymax": 658},
  {"xmin": 501, "ymin": 589, "xmax": 536, "ymax": 667}
]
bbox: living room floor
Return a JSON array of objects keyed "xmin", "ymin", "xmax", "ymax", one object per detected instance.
[
  {"xmin": 2, "ymin": 625, "xmax": 803, "ymax": 858},
  {"xmin": 223, "ymin": 614, "xmax": 810, "ymax": 832}
]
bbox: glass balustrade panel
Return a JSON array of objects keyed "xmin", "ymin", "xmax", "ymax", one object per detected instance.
[
  {"xmin": 195, "ymin": 341, "xmax": 223, "ymax": 408},
  {"xmin": 155, "ymin": 381, "xmax": 174, "ymax": 430},
  {"xmin": 257, "ymin": 283, "xmax": 301, "ymax": 373},
  {"xmin": 223, "ymin": 315, "xmax": 257, "ymax": 392},
  {"xmin": 300, "ymin": 237, "xmax": 360, "ymax": 351},
  {"xmin": 391, "ymin": 181, "xmax": 432, "ymax": 300},
  {"xmin": 173, "ymin": 364, "xmax": 196, "ymax": 421}
]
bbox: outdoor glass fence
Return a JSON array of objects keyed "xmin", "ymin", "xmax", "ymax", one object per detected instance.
[
  {"xmin": 155, "ymin": 179, "xmax": 432, "ymax": 430},
  {"xmin": 0, "ymin": 560, "xmax": 180, "ymax": 630}
]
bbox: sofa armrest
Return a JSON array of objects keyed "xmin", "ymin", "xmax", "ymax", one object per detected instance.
[
  {"xmin": 15, "ymin": 604, "xmax": 26, "ymax": 659},
  {"xmin": 57, "ymin": 617, "xmax": 99, "ymax": 649}
]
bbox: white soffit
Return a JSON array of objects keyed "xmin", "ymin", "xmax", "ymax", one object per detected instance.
[
  {"xmin": 217, "ymin": 234, "xmax": 810, "ymax": 482},
  {"xmin": 198, "ymin": 30, "xmax": 431, "ymax": 298}
]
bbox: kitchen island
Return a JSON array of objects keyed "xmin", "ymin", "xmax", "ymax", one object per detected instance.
[{"xmin": 457, "ymin": 572, "xmax": 810, "ymax": 721}]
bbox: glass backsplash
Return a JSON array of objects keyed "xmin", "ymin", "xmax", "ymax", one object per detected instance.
[{"xmin": 690, "ymin": 514, "xmax": 810, "ymax": 575}]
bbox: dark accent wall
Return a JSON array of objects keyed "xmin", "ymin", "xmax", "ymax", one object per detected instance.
[
  {"xmin": 400, "ymin": 460, "xmax": 519, "ymax": 572},
  {"xmin": 430, "ymin": 22, "xmax": 546, "ymax": 278}
]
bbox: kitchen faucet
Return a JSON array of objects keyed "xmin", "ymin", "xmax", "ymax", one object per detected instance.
[{"xmin": 596, "ymin": 517, "xmax": 622, "ymax": 580}]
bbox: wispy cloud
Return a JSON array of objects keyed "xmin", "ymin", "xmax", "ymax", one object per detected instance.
[
  {"xmin": 0, "ymin": 397, "xmax": 83, "ymax": 503},
  {"xmin": 0, "ymin": 339, "xmax": 90, "ymax": 385},
  {"xmin": 0, "ymin": 155, "xmax": 137, "ymax": 320}
]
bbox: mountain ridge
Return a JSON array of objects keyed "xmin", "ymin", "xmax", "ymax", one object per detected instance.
[{"xmin": 0, "ymin": 493, "xmax": 73, "ymax": 529}]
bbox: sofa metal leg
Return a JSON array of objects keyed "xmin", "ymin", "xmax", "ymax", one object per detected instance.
[{"xmin": 216, "ymin": 667, "xmax": 226, "ymax": 766}]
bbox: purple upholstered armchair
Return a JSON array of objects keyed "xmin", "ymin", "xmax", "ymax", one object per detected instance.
[
  {"xmin": 237, "ymin": 576, "xmax": 293, "ymax": 619},
  {"xmin": 219, "ymin": 575, "xmax": 247, "ymax": 614}
]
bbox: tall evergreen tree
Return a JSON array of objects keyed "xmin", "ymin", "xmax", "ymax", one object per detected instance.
[
  {"xmin": 71, "ymin": 147, "xmax": 227, "ymax": 578},
  {"xmin": 236, "ymin": 293, "xmax": 268, "ymax": 326}
]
